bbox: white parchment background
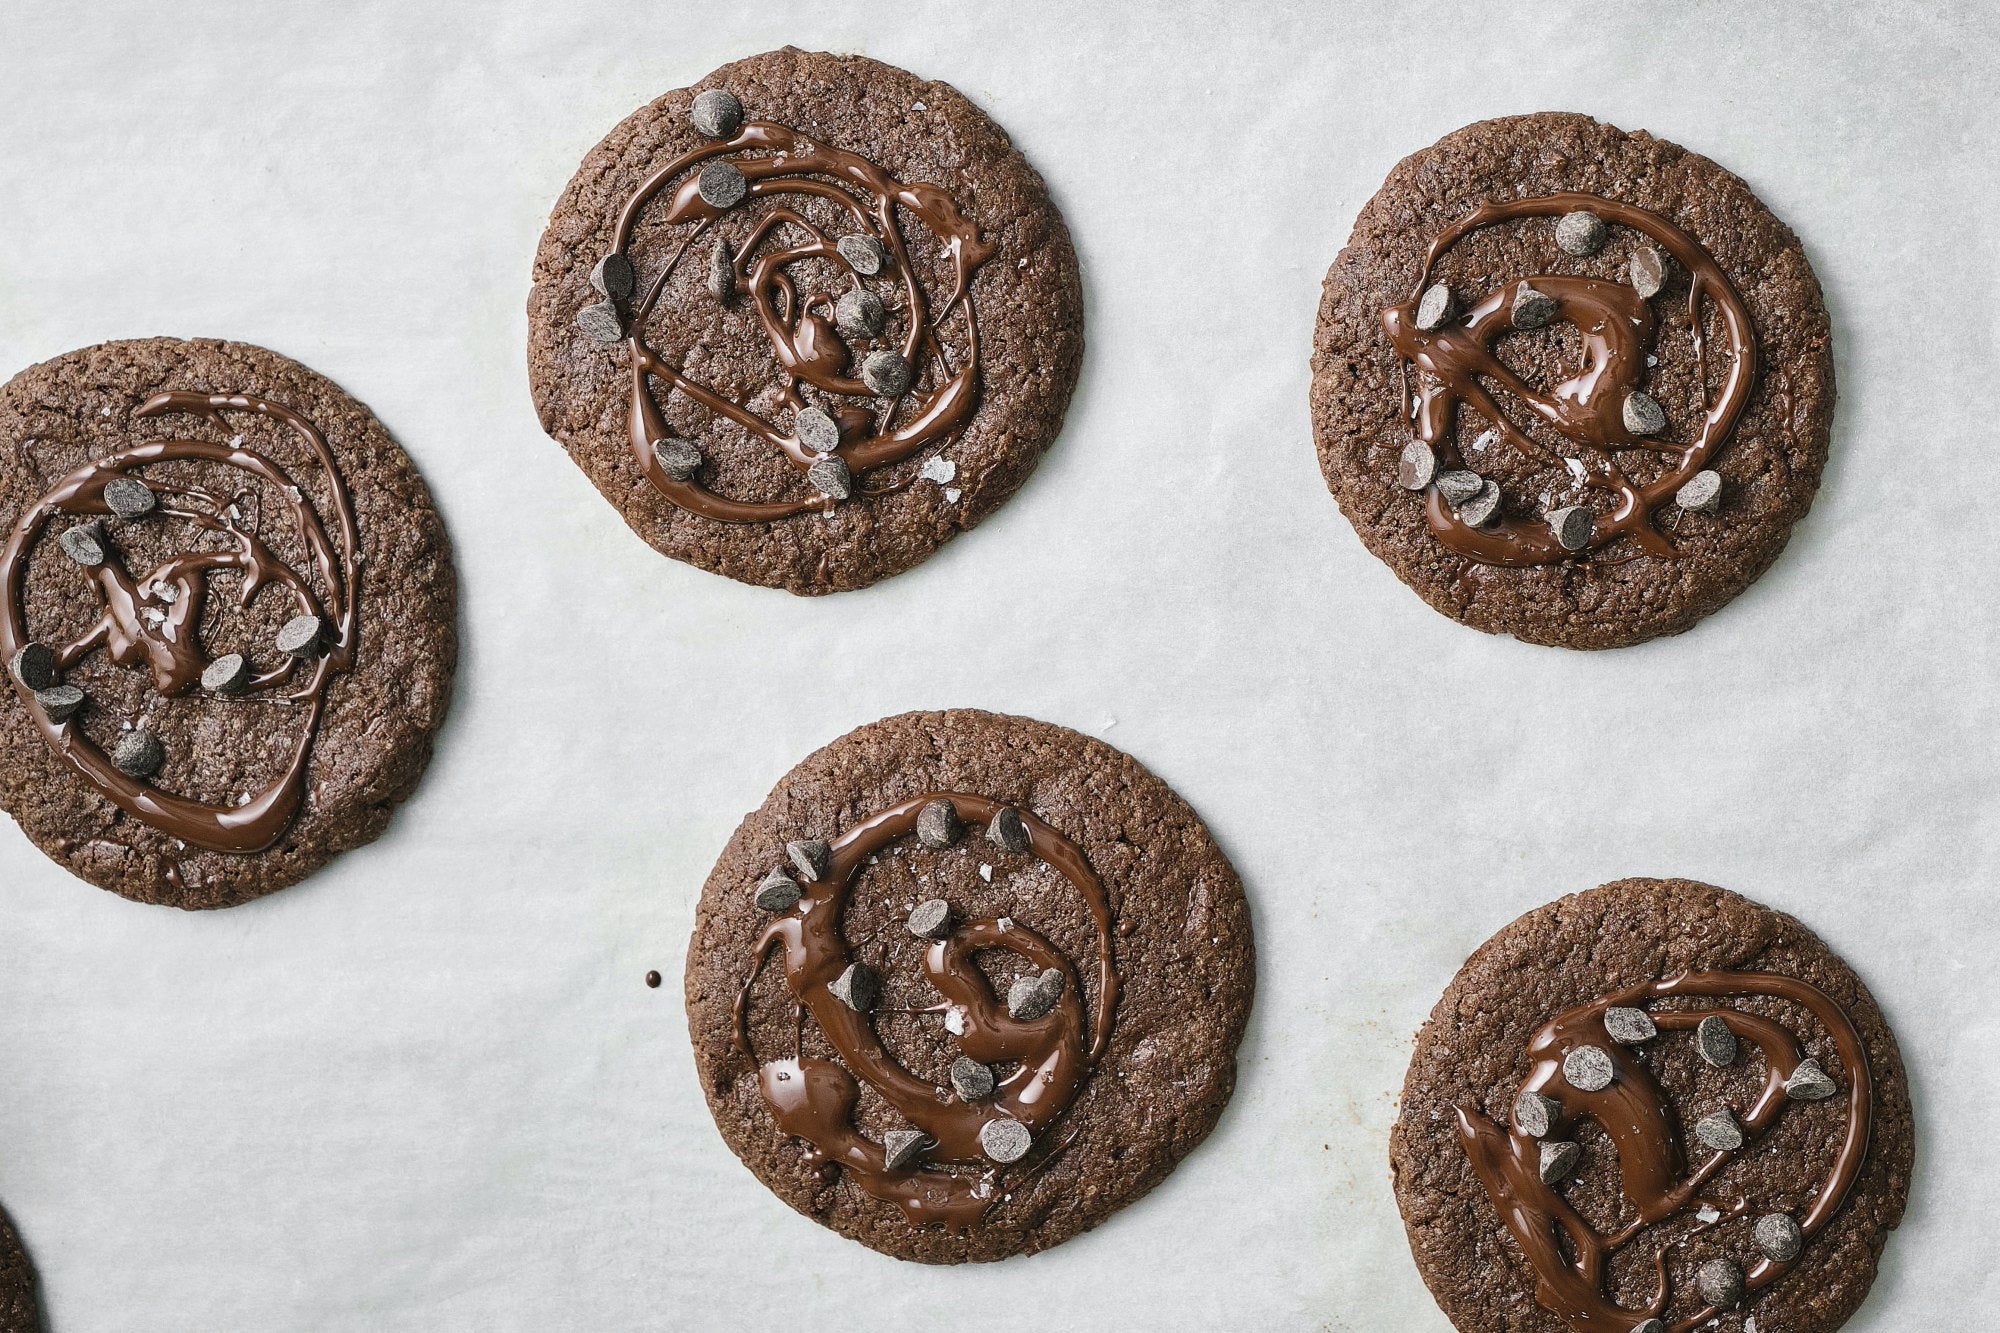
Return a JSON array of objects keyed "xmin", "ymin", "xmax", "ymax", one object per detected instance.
[{"xmin": 0, "ymin": 1, "xmax": 1994, "ymax": 1328}]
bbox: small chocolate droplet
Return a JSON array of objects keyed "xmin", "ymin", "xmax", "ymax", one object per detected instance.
[
  {"xmin": 645, "ymin": 970, "xmax": 662, "ymax": 989},
  {"xmin": 1555, "ymin": 210, "xmax": 1607, "ymax": 256},
  {"xmin": 837, "ymin": 234, "xmax": 885, "ymax": 276},
  {"xmin": 808, "ymin": 457, "xmax": 852, "ymax": 501},
  {"xmin": 1754, "ymin": 1212, "xmax": 1803, "ymax": 1262},
  {"xmin": 785, "ymin": 839, "xmax": 829, "ymax": 881},
  {"xmin": 653, "ymin": 438, "xmax": 703, "ymax": 482},
  {"xmin": 881, "ymin": 1128, "xmax": 929, "ymax": 1171},
  {"xmin": 1456, "ymin": 479, "xmax": 1502, "ymax": 529},
  {"xmin": 276, "ymin": 615, "xmax": 325, "ymax": 659},
  {"xmin": 950, "ymin": 1056, "xmax": 996, "ymax": 1102},
  {"xmin": 1623, "ymin": 391, "xmax": 1666, "ymax": 436},
  {"xmin": 828, "ymin": 962, "xmax": 879, "ymax": 1012},
  {"xmin": 1697, "ymin": 1014, "xmax": 1738, "ymax": 1067},
  {"xmin": 835, "ymin": 288, "xmax": 886, "ymax": 339},
  {"xmin": 794, "ymin": 407, "xmax": 840, "ymax": 454},
  {"xmin": 1562, "ymin": 1045, "xmax": 1615, "ymax": 1092},
  {"xmin": 1513, "ymin": 1090, "xmax": 1560, "ymax": 1139},
  {"xmin": 860, "ymin": 350, "xmax": 912, "ymax": 398},
  {"xmin": 1696, "ymin": 1257, "xmax": 1744, "ymax": 1308},
  {"xmin": 1602, "ymin": 1006, "xmax": 1656, "ymax": 1044},
  {"xmin": 979, "ymin": 1117, "xmax": 1032, "ymax": 1164},
  {"xmin": 697, "ymin": 160, "xmax": 747, "ymax": 209},
  {"xmin": 907, "ymin": 898, "xmax": 951, "ymax": 940},
  {"xmin": 111, "ymin": 729, "xmax": 164, "ymax": 778},
  {"xmin": 590, "ymin": 254, "xmax": 634, "ymax": 300},
  {"xmin": 707, "ymin": 237, "xmax": 735, "ymax": 303},
  {"xmin": 1512, "ymin": 284, "xmax": 1558, "ymax": 330},
  {"xmin": 103, "ymin": 477, "xmax": 157, "ymax": 520},
  {"xmin": 1630, "ymin": 246, "xmax": 1669, "ymax": 298},
  {"xmin": 1397, "ymin": 440, "xmax": 1437, "ymax": 491},
  {"xmin": 58, "ymin": 525, "xmax": 106, "ymax": 566},
  {"xmin": 689, "ymin": 89, "xmax": 743, "ymax": 139},
  {"xmin": 1435, "ymin": 470, "xmax": 1483, "ymax": 506},
  {"xmin": 987, "ymin": 807, "xmax": 1030, "ymax": 853},
  {"xmin": 753, "ymin": 869, "xmax": 801, "ymax": 912},
  {"xmin": 1538, "ymin": 1139, "xmax": 1581, "ymax": 1184},
  {"xmin": 576, "ymin": 300, "xmax": 625, "ymax": 344},
  {"xmin": 1549, "ymin": 505, "xmax": 1595, "ymax": 553},
  {"xmin": 10, "ymin": 643, "xmax": 58, "ymax": 692},
  {"xmin": 1677, "ymin": 469, "xmax": 1722, "ymax": 514},
  {"xmin": 202, "ymin": 653, "xmax": 251, "ymax": 694},
  {"xmin": 1784, "ymin": 1058, "xmax": 1837, "ymax": 1101},
  {"xmin": 916, "ymin": 799, "xmax": 961, "ymax": 849},
  {"xmin": 1414, "ymin": 283, "xmax": 1453, "ymax": 332},
  {"xmin": 1694, "ymin": 1109, "xmax": 1744, "ymax": 1151},
  {"xmin": 34, "ymin": 684, "xmax": 85, "ymax": 722},
  {"xmin": 1007, "ymin": 967, "xmax": 1063, "ymax": 1021}
]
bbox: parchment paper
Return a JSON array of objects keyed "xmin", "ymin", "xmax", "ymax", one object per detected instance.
[{"xmin": 0, "ymin": 1, "xmax": 1994, "ymax": 1328}]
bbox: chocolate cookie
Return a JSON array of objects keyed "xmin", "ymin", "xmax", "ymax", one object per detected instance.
[
  {"xmin": 1311, "ymin": 114, "xmax": 1833, "ymax": 648},
  {"xmin": 528, "ymin": 48, "xmax": 1084, "ymax": 594},
  {"xmin": 0, "ymin": 338, "xmax": 457, "ymax": 908},
  {"xmin": 684, "ymin": 709, "xmax": 1254, "ymax": 1262},
  {"xmin": 1393, "ymin": 878, "xmax": 1912, "ymax": 1332},
  {"xmin": 0, "ymin": 1204, "xmax": 35, "ymax": 1333}
]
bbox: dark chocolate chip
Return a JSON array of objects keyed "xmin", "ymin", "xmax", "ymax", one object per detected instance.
[
  {"xmin": 1562, "ymin": 1045, "xmax": 1614, "ymax": 1092},
  {"xmin": 1397, "ymin": 440, "xmax": 1437, "ymax": 491},
  {"xmin": 950, "ymin": 1056, "xmax": 996, "ymax": 1102},
  {"xmin": 1549, "ymin": 505, "xmax": 1595, "ymax": 553},
  {"xmin": 1538, "ymin": 1140, "xmax": 1581, "ymax": 1184},
  {"xmin": 590, "ymin": 254, "xmax": 635, "ymax": 300},
  {"xmin": 34, "ymin": 684, "xmax": 84, "ymax": 722},
  {"xmin": 1513, "ymin": 1090, "xmax": 1561, "ymax": 1139},
  {"xmin": 689, "ymin": 89, "xmax": 743, "ymax": 139},
  {"xmin": 1697, "ymin": 1015, "xmax": 1738, "ymax": 1067},
  {"xmin": 276, "ymin": 615, "xmax": 325, "ymax": 658},
  {"xmin": 707, "ymin": 238, "xmax": 735, "ymax": 303},
  {"xmin": 753, "ymin": 870, "xmax": 801, "ymax": 912},
  {"xmin": 916, "ymin": 799, "xmax": 961, "ymax": 849},
  {"xmin": 1456, "ymin": 479, "xmax": 1502, "ymax": 529},
  {"xmin": 795, "ymin": 407, "xmax": 840, "ymax": 454},
  {"xmin": 1696, "ymin": 1258, "xmax": 1744, "ymax": 1308},
  {"xmin": 1007, "ymin": 967, "xmax": 1064, "ymax": 1021},
  {"xmin": 1694, "ymin": 1109, "xmax": 1744, "ymax": 1151},
  {"xmin": 58, "ymin": 524, "xmax": 106, "ymax": 566},
  {"xmin": 1632, "ymin": 1322, "xmax": 1665, "ymax": 1333},
  {"xmin": 1784, "ymin": 1058, "xmax": 1837, "ymax": 1101},
  {"xmin": 111, "ymin": 729, "xmax": 164, "ymax": 778},
  {"xmin": 1630, "ymin": 246, "xmax": 1669, "ymax": 298},
  {"xmin": 907, "ymin": 898, "xmax": 951, "ymax": 940},
  {"xmin": 1602, "ymin": 1006, "xmax": 1656, "ymax": 1044},
  {"xmin": 881, "ymin": 1128, "xmax": 929, "ymax": 1171},
  {"xmin": 576, "ymin": 300, "xmax": 624, "ymax": 344},
  {"xmin": 103, "ymin": 477, "xmax": 157, "ymax": 520},
  {"xmin": 979, "ymin": 1117, "xmax": 1032, "ymax": 1163},
  {"xmin": 1414, "ymin": 282, "xmax": 1454, "ymax": 332},
  {"xmin": 697, "ymin": 160, "xmax": 747, "ymax": 209},
  {"xmin": 201, "ymin": 653, "xmax": 251, "ymax": 694},
  {"xmin": 808, "ymin": 457, "xmax": 852, "ymax": 501},
  {"xmin": 1512, "ymin": 285, "xmax": 1558, "ymax": 329},
  {"xmin": 1555, "ymin": 210, "xmax": 1607, "ymax": 256},
  {"xmin": 1754, "ymin": 1212, "xmax": 1803, "ymax": 1262},
  {"xmin": 1435, "ymin": 470, "xmax": 1483, "ymax": 506},
  {"xmin": 9, "ymin": 643, "xmax": 57, "ymax": 691},
  {"xmin": 835, "ymin": 288, "xmax": 886, "ymax": 339},
  {"xmin": 837, "ymin": 234, "xmax": 885, "ymax": 276},
  {"xmin": 654, "ymin": 437, "xmax": 703, "ymax": 482},
  {"xmin": 987, "ymin": 806, "xmax": 1030, "ymax": 853},
  {"xmin": 1677, "ymin": 469, "xmax": 1723, "ymax": 513},
  {"xmin": 1623, "ymin": 391, "xmax": 1666, "ymax": 436},
  {"xmin": 860, "ymin": 350, "xmax": 912, "ymax": 398},
  {"xmin": 828, "ymin": 962, "xmax": 879, "ymax": 1012}
]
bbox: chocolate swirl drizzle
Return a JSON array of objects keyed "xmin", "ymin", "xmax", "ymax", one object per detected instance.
[
  {"xmin": 1455, "ymin": 970, "xmax": 1872, "ymax": 1332},
  {"xmin": 0, "ymin": 393, "xmax": 358, "ymax": 852},
  {"xmin": 605, "ymin": 114, "xmax": 995, "ymax": 522},
  {"xmin": 1382, "ymin": 192, "xmax": 1756, "ymax": 565},
  {"xmin": 734, "ymin": 794, "xmax": 1117, "ymax": 1230}
]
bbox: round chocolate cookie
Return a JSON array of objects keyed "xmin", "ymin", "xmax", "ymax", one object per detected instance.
[
  {"xmin": 0, "ymin": 1205, "xmax": 36, "ymax": 1333},
  {"xmin": 1311, "ymin": 114, "xmax": 1834, "ymax": 648},
  {"xmin": 1393, "ymin": 878, "xmax": 1912, "ymax": 1333},
  {"xmin": 528, "ymin": 48, "xmax": 1084, "ymax": 594},
  {"xmin": 0, "ymin": 338, "xmax": 457, "ymax": 908},
  {"xmin": 684, "ymin": 709, "xmax": 1254, "ymax": 1262}
]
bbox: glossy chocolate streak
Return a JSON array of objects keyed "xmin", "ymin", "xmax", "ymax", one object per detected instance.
[
  {"xmin": 1382, "ymin": 192, "xmax": 1756, "ymax": 565},
  {"xmin": 733, "ymin": 793, "xmax": 1117, "ymax": 1230},
  {"xmin": 1454, "ymin": 969, "xmax": 1872, "ymax": 1332},
  {"xmin": 611, "ymin": 119, "xmax": 995, "ymax": 523},
  {"xmin": 0, "ymin": 392, "xmax": 359, "ymax": 852}
]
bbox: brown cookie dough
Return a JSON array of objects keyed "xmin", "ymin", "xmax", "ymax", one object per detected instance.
[
  {"xmin": 1311, "ymin": 114, "xmax": 1834, "ymax": 648},
  {"xmin": 1393, "ymin": 879, "xmax": 1912, "ymax": 1332},
  {"xmin": 0, "ymin": 1204, "xmax": 35, "ymax": 1333},
  {"xmin": 0, "ymin": 338, "xmax": 457, "ymax": 908},
  {"xmin": 684, "ymin": 709, "xmax": 1254, "ymax": 1262},
  {"xmin": 528, "ymin": 48, "xmax": 1084, "ymax": 594}
]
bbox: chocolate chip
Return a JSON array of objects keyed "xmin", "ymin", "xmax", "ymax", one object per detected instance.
[
  {"xmin": 111, "ymin": 729, "xmax": 164, "ymax": 778},
  {"xmin": 34, "ymin": 684, "xmax": 84, "ymax": 722},
  {"xmin": 1456, "ymin": 479, "xmax": 1502, "ymax": 529},
  {"xmin": 1602, "ymin": 1006, "xmax": 1656, "ymax": 1044},
  {"xmin": 1754, "ymin": 1212, "xmax": 1804, "ymax": 1262},
  {"xmin": 1007, "ymin": 967, "xmax": 1064, "ymax": 1021},
  {"xmin": 1435, "ymin": 470, "xmax": 1482, "ymax": 506},
  {"xmin": 58, "ymin": 524, "xmax": 106, "ymax": 566},
  {"xmin": 1784, "ymin": 1058, "xmax": 1837, "ymax": 1101},
  {"xmin": 1548, "ymin": 505, "xmax": 1595, "ymax": 552},
  {"xmin": 860, "ymin": 350, "xmax": 912, "ymax": 398},
  {"xmin": 1397, "ymin": 440, "xmax": 1437, "ymax": 491},
  {"xmin": 1630, "ymin": 246, "xmax": 1670, "ymax": 298},
  {"xmin": 908, "ymin": 898, "xmax": 951, "ymax": 940},
  {"xmin": 689, "ymin": 89, "xmax": 743, "ymax": 139},
  {"xmin": 1697, "ymin": 1015, "xmax": 1738, "ymax": 1067},
  {"xmin": 1633, "ymin": 1322, "xmax": 1665, "ymax": 1333},
  {"xmin": 837, "ymin": 234, "xmax": 885, "ymax": 276},
  {"xmin": 1623, "ymin": 391, "xmax": 1666, "ymax": 436},
  {"xmin": 916, "ymin": 799, "xmax": 961, "ymax": 849},
  {"xmin": 785, "ymin": 839, "xmax": 829, "ymax": 881},
  {"xmin": 881, "ymin": 1128, "xmax": 929, "ymax": 1171},
  {"xmin": 9, "ymin": 643, "xmax": 57, "ymax": 691},
  {"xmin": 576, "ymin": 300, "xmax": 624, "ymax": 344},
  {"xmin": 276, "ymin": 615, "xmax": 325, "ymax": 658},
  {"xmin": 1414, "ymin": 282, "xmax": 1453, "ymax": 332},
  {"xmin": 590, "ymin": 254, "xmax": 634, "ymax": 300},
  {"xmin": 697, "ymin": 160, "xmax": 747, "ymax": 209},
  {"xmin": 753, "ymin": 869, "xmax": 800, "ymax": 912},
  {"xmin": 808, "ymin": 457, "xmax": 852, "ymax": 501},
  {"xmin": 1677, "ymin": 469, "xmax": 1723, "ymax": 514},
  {"xmin": 987, "ymin": 806, "xmax": 1030, "ymax": 853},
  {"xmin": 950, "ymin": 1056, "xmax": 995, "ymax": 1102},
  {"xmin": 835, "ymin": 288, "xmax": 886, "ymax": 339},
  {"xmin": 1562, "ymin": 1045, "xmax": 1615, "ymax": 1092},
  {"xmin": 828, "ymin": 962, "xmax": 879, "ymax": 1012},
  {"xmin": 707, "ymin": 238, "xmax": 734, "ymax": 303},
  {"xmin": 103, "ymin": 477, "xmax": 157, "ymax": 520},
  {"xmin": 1696, "ymin": 1258, "xmax": 1743, "ymax": 1308},
  {"xmin": 1694, "ymin": 1109, "xmax": 1744, "ymax": 1151},
  {"xmin": 795, "ymin": 407, "xmax": 840, "ymax": 454},
  {"xmin": 1555, "ymin": 210, "xmax": 1607, "ymax": 256},
  {"xmin": 979, "ymin": 1117, "xmax": 1032, "ymax": 1164},
  {"xmin": 1538, "ymin": 1140, "xmax": 1581, "ymax": 1185},
  {"xmin": 201, "ymin": 653, "xmax": 251, "ymax": 694},
  {"xmin": 1513, "ymin": 1090, "xmax": 1561, "ymax": 1139},
  {"xmin": 654, "ymin": 437, "xmax": 702, "ymax": 482},
  {"xmin": 1512, "ymin": 284, "xmax": 1558, "ymax": 330}
]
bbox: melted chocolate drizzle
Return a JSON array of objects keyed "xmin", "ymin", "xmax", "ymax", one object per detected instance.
[
  {"xmin": 1455, "ymin": 969, "xmax": 1872, "ymax": 1331},
  {"xmin": 607, "ymin": 118, "xmax": 995, "ymax": 522},
  {"xmin": 0, "ymin": 393, "xmax": 359, "ymax": 853},
  {"xmin": 734, "ymin": 793, "xmax": 1118, "ymax": 1231},
  {"xmin": 1382, "ymin": 192, "xmax": 1757, "ymax": 565}
]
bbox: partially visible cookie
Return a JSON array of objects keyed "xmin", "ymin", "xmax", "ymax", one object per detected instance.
[
  {"xmin": 0, "ymin": 338, "xmax": 457, "ymax": 907},
  {"xmin": 0, "ymin": 1203, "xmax": 38, "ymax": 1333},
  {"xmin": 1393, "ymin": 878, "xmax": 1912, "ymax": 1332},
  {"xmin": 684, "ymin": 709, "xmax": 1254, "ymax": 1262},
  {"xmin": 528, "ymin": 48, "xmax": 1084, "ymax": 594},
  {"xmin": 1311, "ymin": 114, "xmax": 1834, "ymax": 648}
]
